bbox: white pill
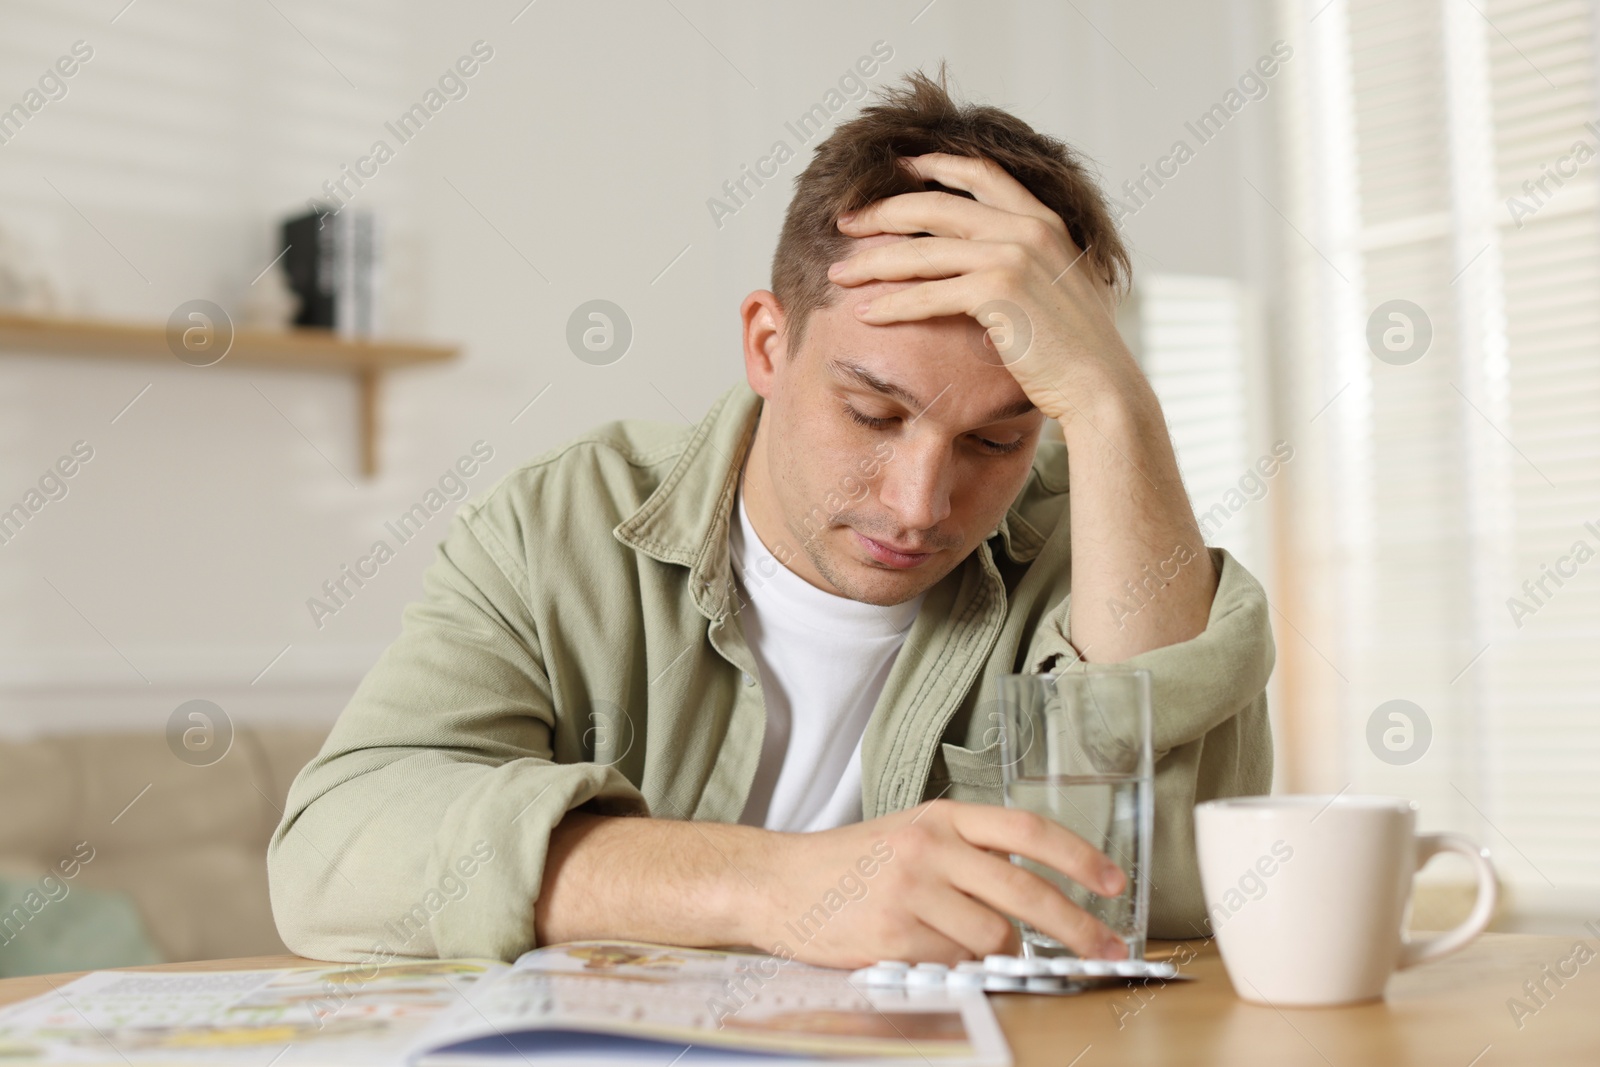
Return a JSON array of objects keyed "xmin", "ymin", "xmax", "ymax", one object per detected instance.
[
  {"xmin": 983, "ymin": 974, "xmax": 1027, "ymax": 992},
  {"xmin": 954, "ymin": 961, "xmax": 987, "ymax": 974},
  {"xmin": 913, "ymin": 961, "xmax": 949, "ymax": 972},
  {"xmin": 906, "ymin": 968, "xmax": 947, "ymax": 987},
  {"xmin": 947, "ymin": 970, "xmax": 988, "ymax": 989},
  {"xmin": 1079, "ymin": 960, "xmax": 1115, "ymax": 977},
  {"xmin": 1112, "ymin": 960, "xmax": 1145, "ymax": 977},
  {"xmin": 1026, "ymin": 976, "xmax": 1070, "ymax": 993},
  {"xmin": 1046, "ymin": 957, "xmax": 1085, "ymax": 976}
]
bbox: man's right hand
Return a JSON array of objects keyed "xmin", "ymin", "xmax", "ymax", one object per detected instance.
[
  {"xmin": 534, "ymin": 800, "xmax": 1127, "ymax": 969},
  {"xmin": 739, "ymin": 799, "xmax": 1128, "ymax": 968}
]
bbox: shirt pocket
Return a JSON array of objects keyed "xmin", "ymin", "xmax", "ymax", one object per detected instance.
[{"xmin": 925, "ymin": 740, "xmax": 1006, "ymax": 806}]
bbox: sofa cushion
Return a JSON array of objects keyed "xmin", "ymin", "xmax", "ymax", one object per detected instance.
[
  {"xmin": 0, "ymin": 876, "xmax": 161, "ymax": 977},
  {"xmin": 0, "ymin": 726, "xmax": 328, "ymax": 964}
]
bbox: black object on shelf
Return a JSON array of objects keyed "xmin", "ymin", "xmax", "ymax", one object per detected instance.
[{"xmin": 280, "ymin": 205, "xmax": 380, "ymax": 336}]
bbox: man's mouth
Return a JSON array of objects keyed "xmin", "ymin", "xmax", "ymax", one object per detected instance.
[{"xmin": 850, "ymin": 529, "xmax": 936, "ymax": 569}]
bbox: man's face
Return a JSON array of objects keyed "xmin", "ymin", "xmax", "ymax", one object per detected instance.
[{"xmin": 746, "ymin": 234, "xmax": 1047, "ymax": 606}]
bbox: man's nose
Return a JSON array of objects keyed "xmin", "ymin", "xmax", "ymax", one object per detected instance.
[{"xmin": 874, "ymin": 436, "xmax": 953, "ymax": 533}]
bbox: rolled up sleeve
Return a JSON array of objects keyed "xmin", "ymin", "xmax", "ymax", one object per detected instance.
[
  {"xmin": 1026, "ymin": 547, "xmax": 1275, "ymax": 937},
  {"xmin": 267, "ymin": 505, "xmax": 648, "ymax": 964}
]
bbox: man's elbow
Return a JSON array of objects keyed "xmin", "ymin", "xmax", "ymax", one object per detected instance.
[
  {"xmin": 267, "ymin": 819, "xmax": 388, "ymax": 963},
  {"xmin": 267, "ymin": 826, "xmax": 334, "ymax": 960}
]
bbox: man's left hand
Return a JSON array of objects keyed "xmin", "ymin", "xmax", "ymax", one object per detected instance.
[{"xmin": 827, "ymin": 151, "xmax": 1137, "ymax": 422}]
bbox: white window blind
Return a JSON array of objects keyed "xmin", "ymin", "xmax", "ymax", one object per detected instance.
[
  {"xmin": 1482, "ymin": 0, "xmax": 1600, "ymax": 908},
  {"xmin": 1297, "ymin": 0, "xmax": 1600, "ymax": 914},
  {"xmin": 1122, "ymin": 274, "xmax": 1274, "ymax": 582}
]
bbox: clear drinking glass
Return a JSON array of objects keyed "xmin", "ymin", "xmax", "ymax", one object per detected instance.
[{"xmin": 995, "ymin": 666, "xmax": 1154, "ymax": 959}]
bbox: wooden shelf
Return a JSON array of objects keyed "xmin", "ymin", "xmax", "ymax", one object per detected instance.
[{"xmin": 0, "ymin": 312, "xmax": 460, "ymax": 478}]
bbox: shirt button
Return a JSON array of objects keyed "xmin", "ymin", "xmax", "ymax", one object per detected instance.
[{"xmin": 742, "ymin": 673, "xmax": 755, "ymax": 687}]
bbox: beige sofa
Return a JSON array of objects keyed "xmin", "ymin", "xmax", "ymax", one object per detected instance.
[
  {"xmin": 0, "ymin": 725, "xmax": 1501, "ymax": 968},
  {"xmin": 0, "ymin": 727, "xmax": 328, "ymax": 964}
]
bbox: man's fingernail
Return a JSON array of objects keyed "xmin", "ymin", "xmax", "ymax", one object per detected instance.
[
  {"xmin": 1100, "ymin": 863, "xmax": 1126, "ymax": 895},
  {"xmin": 1100, "ymin": 935, "xmax": 1128, "ymax": 960},
  {"xmin": 838, "ymin": 211, "xmax": 856, "ymax": 224},
  {"xmin": 855, "ymin": 301, "xmax": 873, "ymax": 316},
  {"xmin": 828, "ymin": 261, "xmax": 843, "ymax": 276}
]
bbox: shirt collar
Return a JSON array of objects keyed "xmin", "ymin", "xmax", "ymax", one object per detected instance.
[{"xmin": 612, "ymin": 380, "xmax": 1047, "ymax": 620}]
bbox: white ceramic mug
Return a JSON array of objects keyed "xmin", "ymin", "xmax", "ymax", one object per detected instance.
[{"xmin": 1194, "ymin": 795, "xmax": 1498, "ymax": 1006}]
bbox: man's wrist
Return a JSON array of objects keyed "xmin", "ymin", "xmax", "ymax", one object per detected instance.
[
  {"xmin": 695, "ymin": 821, "xmax": 782, "ymax": 950},
  {"xmin": 1050, "ymin": 358, "xmax": 1162, "ymax": 451}
]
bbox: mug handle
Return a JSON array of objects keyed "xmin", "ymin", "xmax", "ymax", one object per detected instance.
[{"xmin": 1397, "ymin": 832, "xmax": 1499, "ymax": 969}]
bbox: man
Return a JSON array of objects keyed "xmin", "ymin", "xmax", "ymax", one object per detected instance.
[{"xmin": 268, "ymin": 69, "xmax": 1273, "ymax": 969}]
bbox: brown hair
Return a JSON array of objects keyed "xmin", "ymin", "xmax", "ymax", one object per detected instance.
[{"xmin": 771, "ymin": 64, "xmax": 1131, "ymax": 352}]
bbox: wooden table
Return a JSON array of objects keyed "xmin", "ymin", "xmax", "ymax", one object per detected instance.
[{"xmin": 1, "ymin": 934, "xmax": 1595, "ymax": 1065}]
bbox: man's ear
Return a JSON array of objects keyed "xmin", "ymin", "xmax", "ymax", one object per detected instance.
[{"xmin": 741, "ymin": 290, "xmax": 790, "ymax": 399}]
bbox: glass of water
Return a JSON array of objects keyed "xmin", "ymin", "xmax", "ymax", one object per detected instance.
[{"xmin": 995, "ymin": 666, "xmax": 1154, "ymax": 959}]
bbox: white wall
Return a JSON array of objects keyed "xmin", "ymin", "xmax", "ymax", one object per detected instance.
[{"xmin": 0, "ymin": 0, "xmax": 1289, "ymax": 736}]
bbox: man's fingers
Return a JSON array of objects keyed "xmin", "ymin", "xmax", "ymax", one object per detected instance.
[
  {"xmin": 907, "ymin": 883, "xmax": 1021, "ymax": 963},
  {"xmin": 896, "ymin": 151, "xmax": 1060, "ymax": 224},
  {"xmin": 853, "ymin": 275, "xmax": 992, "ymax": 326},
  {"xmin": 829, "ymin": 236, "xmax": 1014, "ymax": 287},
  {"xmin": 839, "ymin": 189, "xmax": 1021, "ymax": 242},
  {"xmin": 947, "ymin": 802, "xmax": 1125, "ymax": 897},
  {"xmin": 903, "ymin": 801, "xmax": 1131, "ymax": 960},
  {"xmin": 948, "ymin": 849, "xmax": 1128, "ymax": 960},
  {"xmin": 875, "ymin": 916, "xmax": 974, "ymax": 969}
]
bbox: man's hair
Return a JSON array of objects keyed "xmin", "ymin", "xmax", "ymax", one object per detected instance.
[{"xmin": 772, "ymin": 65, "xmax": 1131, "ymax": 352}]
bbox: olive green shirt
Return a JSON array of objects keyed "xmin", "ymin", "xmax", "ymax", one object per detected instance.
[{"xmin": 267, "ymin": 380, "xmax": 1274, "ymax": 962}]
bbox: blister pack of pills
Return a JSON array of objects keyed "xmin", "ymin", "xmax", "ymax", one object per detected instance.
[{"xmin": 849, "ymin": 954, "xmax": 1183, "ymax": 995}]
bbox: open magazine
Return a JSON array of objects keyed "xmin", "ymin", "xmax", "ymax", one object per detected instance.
[{"xmin": 0, "ymin": 940, "xmax": 1010, "ymax": 1066}]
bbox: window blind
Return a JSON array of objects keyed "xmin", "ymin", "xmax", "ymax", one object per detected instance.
[
  {"xmin": 1298, "ymin": 0, "xmax": 1600, "ymax": 911},
  {"xmin": 1123, "ymin": 274, "xmax": 1273, "ymax": 582},
  {"xmin": 1481, "ymin": 0, "xmax": 1600, "ymax": 903}
]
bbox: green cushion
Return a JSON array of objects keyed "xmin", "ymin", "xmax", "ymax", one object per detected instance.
[{"xmin": 0, "ymin": 877, "xmax": 163, "ymax": 977}]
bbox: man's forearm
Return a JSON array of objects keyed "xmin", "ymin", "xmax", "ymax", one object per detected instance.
[
  {"xmin": 1057, "ymin": 360, "xmax": 1217, "ymax": 663},
  {"xmin": 534, "ymin": 811, "xmax": 768, "ymax": 948}
]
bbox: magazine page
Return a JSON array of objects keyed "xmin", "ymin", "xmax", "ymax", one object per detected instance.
[
  {"xmin": 0, "ymin": 959, "xmax": 507, "ymax": 1066},
  {"xmin": 411, "ymin": 941, "xmax": 1009, "ymax": 1067}
]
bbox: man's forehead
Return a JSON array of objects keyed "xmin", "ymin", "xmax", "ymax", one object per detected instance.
[{"xmin": 824, "ymin": 355, "xmax": 1035, "ymax": 424}]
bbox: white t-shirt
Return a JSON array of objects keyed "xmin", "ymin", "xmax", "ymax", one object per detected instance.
[{"xmin": 728, "ymin": 487, "xmax": 926, "ymax": 832}]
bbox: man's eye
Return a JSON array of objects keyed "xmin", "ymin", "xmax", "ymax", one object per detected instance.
[
  {"xmin": 845, "ymin": 404, "xmax": 1023, "ymax": 455},
  {"xmin": 845, "ymin": 406, "xmax": 896, "ymax": 430},
  {"xmin": 975, "ymin": 436, "xmax": 1027, "ymax": 455}
]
